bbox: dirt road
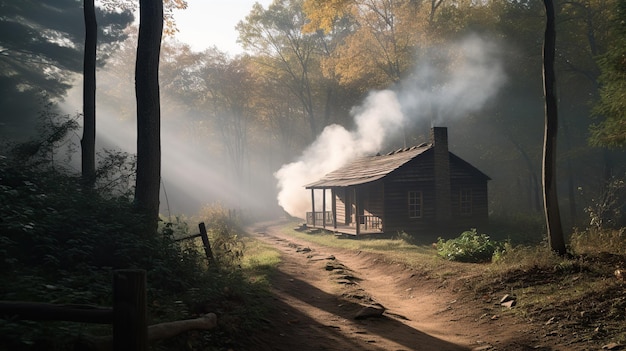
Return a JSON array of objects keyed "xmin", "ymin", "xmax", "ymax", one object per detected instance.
[{"xmin": 242, "ymin": 221, "xmax": 571, "ymax": 351}]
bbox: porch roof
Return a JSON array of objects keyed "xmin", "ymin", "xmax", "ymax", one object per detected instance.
[{"xmin": 305, "ymin": 143, "xmax": 430, "ymax": 189}]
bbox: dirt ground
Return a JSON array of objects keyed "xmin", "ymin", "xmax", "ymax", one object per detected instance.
[{"xmin": 241, "ymin": 221, "xmax": 599, "ymax": 351}]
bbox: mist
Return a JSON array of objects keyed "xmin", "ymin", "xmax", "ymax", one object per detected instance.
[
  {"xmin": 59, "ymin": 47, "xmax": 279, "ymax": 217},
  {"xmin": 275, "ymin": 34, "xmax": 506, "ymax": 219},
  {"xmin": 56, "ymin": 34, "xmax": 504, "ymax": 220},
  {"xmin": 60, "ymin": 87, "xmax": 248, "ymax": 216}
]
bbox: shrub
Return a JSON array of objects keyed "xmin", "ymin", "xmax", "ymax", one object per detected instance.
[
  {"xmin": 582, "ymin": 175, "xmax": 625, "ymax": 230},
  {"xmin": 196, "ymin": 204, "xmax": 245, "ymax": 270},
  {"xmin": 570, "ymin": 227, "xmax": 626, "ymax": 255},
  {"xmin": 436, "ymin": 229, "xmax": 504, "ymax": 263}
]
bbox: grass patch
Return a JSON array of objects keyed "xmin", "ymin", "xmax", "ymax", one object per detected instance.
[
  {"xmin": 240, "ymin": 234, "xmax": 281, "ymax": 285},
  {"xmin": 570, "ymin": 227, "xmax": 626, "ymax": 254},
  {"xmin": 281, "ymin": 222, "xmax": 485, "ymax": 280},
  {"xmin": 471, "ymin": 241, "xmax": 626, "ymax": 345},
  {"xmin": 282, "ymin": 222, "xmax": 431, "ymax": 253}
]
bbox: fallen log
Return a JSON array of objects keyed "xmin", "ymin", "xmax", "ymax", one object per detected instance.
[
  {"xmin": 148, "ymin": 312, "xmax": 217, "ymax": 341},
  {"xmin": 82, "ymin": 313, "xmax": 218, "ymax": 351}
]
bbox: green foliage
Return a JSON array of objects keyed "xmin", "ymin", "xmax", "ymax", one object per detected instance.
[
  {"xmin": 94, "ymin": 148, "xmax": 137, "ymax": 197},
  {"xmin": 590, "ymin": 0, "xmax": 626, "ymax": 148},
  {"xmin": 582, "ymin": 176, "xmax": 625, "ymax": 230},
  {"xmin": 6, "ymin": 106, "xmax": 80, "ymax": 168},
  {"xmin": 436, "ymin": 229, "xmax": 505, "ymax": 263},
  {"xmin": 0, "ymin": 2, "xmax": 132, "ymax": 141},
  {"xmin": 0, "ymin": 139, "xmax": 268, "ymax": 350},
  {"xmin": 197, "ymin": 205, "xmax": 245, "ymax": 270}
]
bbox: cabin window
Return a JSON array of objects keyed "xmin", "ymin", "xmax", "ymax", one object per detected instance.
[
  {"xmin": 460, "ymin": 188, "xmax": 472, "ymax": 215},
  {"xmin": 408, "ymin": 191, "xmax": 423, "ymax": 218}
]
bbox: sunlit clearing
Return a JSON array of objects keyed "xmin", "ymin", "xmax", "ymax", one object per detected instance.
[{"xmin": 60, "ymin": 84, "xmax": 275, "ymax": 216}]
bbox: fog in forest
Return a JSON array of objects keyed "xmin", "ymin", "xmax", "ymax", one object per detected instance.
[
  {"xmin": 276, "ymin": 35, "xmax": 506, "ymax": 218},
  {"xmin": 61, "ymin": 84, "xmax": 273, "ymax": 217},
  {"xmin": 57, "ymin": 34, "xmax": 505, "ymax": 220},
  {"xmin": 0, "ymin": 0, "xmax": 621, "ymax": 240}
]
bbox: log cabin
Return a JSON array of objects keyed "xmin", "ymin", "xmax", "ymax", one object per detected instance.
[{"xmin": 304, "ymin": 127, "xmax": 490, "ymax": 237}]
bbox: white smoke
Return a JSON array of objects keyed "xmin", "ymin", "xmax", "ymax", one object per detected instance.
[
  {"xmin": 275, "ymin": 35, "xmax": 506, "ymax": 218},
  {"xmin": 275, "ymin": 90, "xmax": 404, "ymax": 217},
  {"xmin": 399, "ymin": 34, "xmax": 506, "ymax": 124}
]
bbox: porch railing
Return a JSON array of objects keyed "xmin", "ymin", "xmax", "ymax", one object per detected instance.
[
  {"xmin": 359, "ymin": 215, "xmax": 382, "ymax": 230},
  {"xmin": 306, "ymin": 212, "xmax": 383, "ymax": 232},
  {"xmin": 306, "ymin": 211, "xmax": 335, "ymax": 226}
]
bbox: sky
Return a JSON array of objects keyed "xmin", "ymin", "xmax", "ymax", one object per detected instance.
[{"xmin": 171, "ymin": 0, "xmax": 273, "ymax": 54}]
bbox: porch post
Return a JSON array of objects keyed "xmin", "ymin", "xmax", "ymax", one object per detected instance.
[
  {"xmin": 322, "ymin": 188, "xmax": 327, "ymax": 229},
  {"xmin": 354, "ymin": 187, "xmax": 360, "ymax": 236},
  {"xmin": 311, "ymin": 189, "xmax": 316, "ymax": 227},
  {"xmin": 331, "ymin": 188, "xmax": 337, "ymax": 230}
]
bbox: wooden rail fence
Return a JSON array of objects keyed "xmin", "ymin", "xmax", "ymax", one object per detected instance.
[
  {"xmin": 174, "ymin": 222, "xmax": 217, "ymax": 268},
  {"xmin": 0, "ymin": 269, "xmax": 147, "ymax": 351}
]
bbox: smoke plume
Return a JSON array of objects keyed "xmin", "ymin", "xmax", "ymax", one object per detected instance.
[
  {"xmin": 398, "ymin": 34, "xmax": 506, "ymax": 125},
  {"xmin": 275, "ymin": 90, "xmax": 404, "ymax": 217}
]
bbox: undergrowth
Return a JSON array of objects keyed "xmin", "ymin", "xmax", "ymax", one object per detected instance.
[
  {"xmin": 436, "ymin": 228, "xmax": 505, "ymax": 263},
  {"xmin": 0, "ymin": 132, "xmax": 278, "ymax": 350},
  {"xmin": 469, "ymin": 229, "xmax": 626, "ymax": 346}
]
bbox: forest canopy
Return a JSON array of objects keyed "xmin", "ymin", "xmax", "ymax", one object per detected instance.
[{"xmin": 1, "ymin": 0, "xmax": 624, "ymax": 233}]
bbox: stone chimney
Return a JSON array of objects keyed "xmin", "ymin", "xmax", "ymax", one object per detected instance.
[{"xmin": 431, "ymin": 127, "xmax": 451, "ymax": 223}]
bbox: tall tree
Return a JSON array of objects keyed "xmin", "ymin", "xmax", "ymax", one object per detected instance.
[
  {"xmin": 81, "ymin": 0, "xmax": 97, "ymax": 187},
  {"xmin": 542, "ymin": 0, "xmax": 566, "ymax": 255},
  {"xmin": 303, "ymin": 0, "xmax": 457, "ymax": 89},
  {"xmin": 134, "ymin": 0, "xmax": 164, "ymax": 231},
  {"xmin": 237, "ymin": 0, "xmax": 324, "ymax": 138}
]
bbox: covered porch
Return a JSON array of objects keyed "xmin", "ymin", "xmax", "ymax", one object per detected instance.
[
  {"xmin": 304, "ymin": 186, "xmax": 383, "ymax": 236},
  {"xmin": 305, "ymin": 211, "xmax": 383, "ymax": 235}
]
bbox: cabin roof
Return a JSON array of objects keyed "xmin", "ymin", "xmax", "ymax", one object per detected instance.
[{"xmin": 305, "ymin": 143, "xmax": 431, "ymax": 188}]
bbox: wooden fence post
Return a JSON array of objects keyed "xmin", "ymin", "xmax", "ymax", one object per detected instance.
[
  {"xmin": 198, "ymin": 222, "xmax": 217, "ymax": 268},
  {"xmin": 113, "ymin": 269, "xmax": 147, "ymax": 351}
]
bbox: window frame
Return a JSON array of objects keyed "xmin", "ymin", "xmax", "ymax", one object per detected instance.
[
  {"xmin": 459, "ymin": 188, "xmax": 473, "ymax": 216},
  {"xmin": 408, "ymin": 190, "xmax": 423, "ymax": 218}
]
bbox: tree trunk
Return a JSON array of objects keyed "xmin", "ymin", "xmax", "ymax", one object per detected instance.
[
  {"xmin": 134, "ymin": 0, "xmax": 163, "ymax": 232},
  {"xmin": 81, "ymin": 0, "xmax": 97, "ymax": 188},
  {"xmin": 542, "ymin": 0, "xmax": 567, "ymax": 255}
]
